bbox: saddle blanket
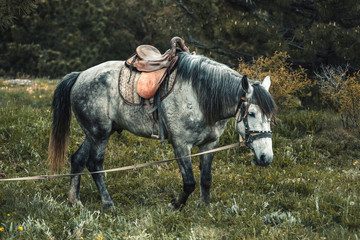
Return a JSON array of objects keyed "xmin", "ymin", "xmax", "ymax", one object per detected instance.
[{"xmin": 118, "ymin": 64, "xmax": 177, "ymax": 105}]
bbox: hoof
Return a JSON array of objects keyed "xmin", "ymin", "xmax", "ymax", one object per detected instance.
[
  {"xmin": 167, "ymin": 202, "xmax": 177, "ymax": 211},
  {"xmin": 200, "ymin": 198, "xmax": 211, "ymax": 206},
  {"xmin": 68, "ymin": 200, "xmax": 83, "ymax": 207},
  {"xmin": 167, "ymin": 198, "xmax": 184, "ymax": 211},
  {"xmin": 102, "ymin": 201, "xmax": 115, "ymax": 211}
]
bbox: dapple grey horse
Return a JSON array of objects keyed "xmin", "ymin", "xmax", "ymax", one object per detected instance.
[{"xmin": 48, "ymin": 51, "xmax": 276, "ymax": 210}]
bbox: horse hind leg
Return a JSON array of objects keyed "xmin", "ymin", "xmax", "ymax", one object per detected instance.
[
  {"xmin": 68, "ymin": 138, "xmax": 91, "ymax": 207},
  {"xmin": 86, "ymin": 137, "xmax": 114, "ymax": 211}
]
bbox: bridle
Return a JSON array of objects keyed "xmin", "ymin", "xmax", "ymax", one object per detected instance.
[{"xmin": 235, "ymin": 97, "xmax": 272, "ymax": 150}]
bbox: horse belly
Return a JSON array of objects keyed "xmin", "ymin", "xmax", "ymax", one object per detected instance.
[{"xmin": 115, "ymin": 102, "xmax": 158, "ymax": 138}]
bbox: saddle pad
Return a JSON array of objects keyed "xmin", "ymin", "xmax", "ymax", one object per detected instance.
[{"xmin": 118, "ymin": 65, "xmax": 177, "ymax": 105}]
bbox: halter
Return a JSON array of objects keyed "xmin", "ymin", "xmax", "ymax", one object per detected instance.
[{"xmin": 235, "ymin": 97, "xmax": 272, "ymax": 150}]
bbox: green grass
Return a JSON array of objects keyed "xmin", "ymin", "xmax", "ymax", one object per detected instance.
[{"xmin": 0, "ymin": 79, "xmax": 360, "ymax": 239}]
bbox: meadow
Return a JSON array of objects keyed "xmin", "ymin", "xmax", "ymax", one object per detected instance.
[{"xmin": 0, "ymin": 79, "xmax": 359, "ymax": 239}]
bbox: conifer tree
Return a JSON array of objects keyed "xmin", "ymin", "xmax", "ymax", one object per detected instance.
[
  {"xmin": 0, "ymin": 0, "xmax": 37, "ymax": 30},
  {"xmin": 1, "ymin": 0, "xmax": 359, "ymax": 77}
]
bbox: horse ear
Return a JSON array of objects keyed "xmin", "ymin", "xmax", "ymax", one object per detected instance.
[
  {"xmin": 242, "ymin": 75, "xmax": 253, "ymax": 99},
  {"xmin": 242, "ymin": 75, "xmax": 249, "ymax": 90},
  {"xmin": 262, "ymin": 75, "xmax": 271, "ymax": 92}
]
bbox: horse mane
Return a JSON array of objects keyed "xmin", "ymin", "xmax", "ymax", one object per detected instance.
[
  {"xmin": 176, "ymin": 52, "xmax": 276, "ymax": 123},
  {"xmin": 251, "ymin": 82, "xmax": 277, "ymax": 119}
]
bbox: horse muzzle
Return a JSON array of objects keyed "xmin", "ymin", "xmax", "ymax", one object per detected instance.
[{"xmin": 253, "ymin": 153, "xmax": 273, "ymax": 166}]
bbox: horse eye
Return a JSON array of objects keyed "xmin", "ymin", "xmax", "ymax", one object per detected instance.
[{"xmin": 248, "ymin": 112, "xmax": 255, "ymax": 117}]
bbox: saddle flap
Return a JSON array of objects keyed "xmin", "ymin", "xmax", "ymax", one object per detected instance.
[
  {"xmin": 136, "ymin": 68, "xmax": 167, "ymax": 99},
  {"xmin": 136, "ymin": 56, "xmax": 178, "ymax": 99}
]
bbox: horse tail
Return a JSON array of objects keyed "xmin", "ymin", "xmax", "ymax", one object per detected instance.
[{"xmin": 48, "ymin": 72, "xmax": 80, "ymax": 173}]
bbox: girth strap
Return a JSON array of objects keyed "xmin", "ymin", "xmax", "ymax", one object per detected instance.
[{"xmin": 157, "ymin": 91, "xmax": 165, "ymax": 147}]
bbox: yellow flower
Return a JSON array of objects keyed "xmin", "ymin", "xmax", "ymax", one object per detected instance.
[
  {"xmin": 39, "ymin": 95, "xmax": 42, "ymax": 98},
  {"xmin": 18, "ymin": 226, "xmax": 23, "ymax": 231},
  {"xmin": 354, "ymin": 161, "xmax": 358, "ymax": 166},
  {"xmin": 97, "ymin": 234, "xmax": 103, "ymax": 240},
  {"xmin": 0, "ymin": 227, "xmax": 4, "ymax": 232},
  {"xmin": 7, "ymin": 214, "xmax": 10, "ymax": 217}
]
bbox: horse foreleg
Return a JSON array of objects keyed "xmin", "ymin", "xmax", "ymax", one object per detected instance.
[
  {"xmin": 169, "ymin": 145, "xmax": 196, "ymax": 210},
  {"xmin": 69, "ymin": 139, "xmax": 90, "ymax": 207},
  {"xmin": 199, "ymin": 141, "xmax": 218, "ymax": 205},
  {"xmin": 86, "ymin": 138, "xmax": 114, "ymax": 211}
]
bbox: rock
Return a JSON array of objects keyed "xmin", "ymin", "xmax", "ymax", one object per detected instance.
[{"xmin": 3, "ymin": 79, "xmax": 32, "ymax": 86}]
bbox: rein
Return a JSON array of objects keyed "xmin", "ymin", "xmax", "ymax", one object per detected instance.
[
  {"xmin": 235, "ymin": 97, "xmax": 272, "ymax": 150},
  {"xmin": 0, "ymin": 143, "xmax": 243, "ymax": 182}
]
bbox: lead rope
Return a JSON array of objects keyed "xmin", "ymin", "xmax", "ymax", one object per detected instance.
[{"xmin": 0, "ymin": 143, "xmax": 243, "ymax": 182}]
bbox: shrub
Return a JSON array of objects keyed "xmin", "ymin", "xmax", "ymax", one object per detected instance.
[
  {"xmin": 317, "ymin": 65, "xmax": 360, "ymax": 129},
  {"xmin": 237, "ymin": 51, "xmax": 312, "ymax": 108}
]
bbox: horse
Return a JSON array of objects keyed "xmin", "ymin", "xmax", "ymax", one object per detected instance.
[{"xmin": 48, "ymin": 51, "xmax": 276, "ymax": 210}]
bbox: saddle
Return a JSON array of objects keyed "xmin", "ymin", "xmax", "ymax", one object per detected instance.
[
  {"xmin": 126, "ymin": 36, "xmax": 190, "ymax": 99},
  {"xmin": 125, "ymin": 37, "xmax": 190, "ymax": 146}
]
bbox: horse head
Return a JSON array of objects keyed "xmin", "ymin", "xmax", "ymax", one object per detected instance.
[{"xmin": 236, "ymin": 76, "xmax": 274, "ymax": 166}]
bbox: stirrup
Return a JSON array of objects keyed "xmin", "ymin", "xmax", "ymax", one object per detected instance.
[{"xmin": 151, "ymin": 122, "xmax": 159, "ymax": 139}]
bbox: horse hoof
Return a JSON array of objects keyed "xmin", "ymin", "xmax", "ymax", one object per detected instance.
[
  {"xmin": 102, "ymin": 201, "xmax": 115, "ymax": 211},
  {"xmin": 200, "ymin": 198, "xmax": 211, "ymax": 206},
  {"xmin": 167, "ymin": 202, "xmax": 177, "ymax": 211},
  {"xmin": 167, "ymin": 198, "xmax": 184, "ymax": 211},
  {"xmin": 68, "ymin": 200, "xmax": 83, "ymax": 207}
]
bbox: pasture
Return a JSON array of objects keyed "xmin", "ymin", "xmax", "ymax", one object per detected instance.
[{"xmin": 0, "ymin": 79, "xmax": 359, "ymax": 239}]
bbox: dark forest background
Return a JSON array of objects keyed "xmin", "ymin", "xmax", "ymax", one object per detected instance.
[{"xmin": 1, "ymin": 0, "xmax": 360, "ymax": 78}]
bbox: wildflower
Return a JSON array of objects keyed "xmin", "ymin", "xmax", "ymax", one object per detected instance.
[
  {"xmin": 39, "ymin": 95, "xmax": 43, "ymax": 98},
  {"xmin": 0, "ymin": 227, "xmax": 4, "ymax": 232},
  {"xmin": 98, "ymin": 234, "xmax": 103, "ymax": 240},
  {"xmin": 7, "ymin": 214, "xmax": 10, "ymax": 217},
  {"xmin": 18, "ymin": 226, "xmax": 23, "ymax": 231},
  {"xmin": 354, "ymin": 161, "xmax": 358, "ymax": 166}
]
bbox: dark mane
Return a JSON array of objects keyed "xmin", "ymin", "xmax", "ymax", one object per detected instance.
[
  {"xmin": 176, "ymin": 52, "xmax": 276, "ymax": 123},
  {"xmin": 176, "ymin": 52, "xmax": 244, "ymax": 123},
  {"xmin": 251, "ymin": 82, "xmax": 277, "ymax": 119}
]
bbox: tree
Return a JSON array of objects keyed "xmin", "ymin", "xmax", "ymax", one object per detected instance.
[
  {"xmin": 1, "ymin": 0, "xmax": 360, "ymax": 77},
  {"xmin": 154, "ymin": 0, "xmax": 360, "ymax": 71},
  {"xmin": 0, "ymin": 0, "xmax": 37, "ymax": 30}
]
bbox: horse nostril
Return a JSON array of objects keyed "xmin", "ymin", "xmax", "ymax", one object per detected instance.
[
  {"xmin": 253, "ymin": 154, "xmax": 272, "ymax": 166},
  {"xmin": 259, "ymin": 154, "xmax": 271, "ymax": 166}
]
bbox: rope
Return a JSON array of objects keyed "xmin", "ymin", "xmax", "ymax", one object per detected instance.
[{"xmin": 0, "ymin": 143, "xmax": 243, "ymax": 182}]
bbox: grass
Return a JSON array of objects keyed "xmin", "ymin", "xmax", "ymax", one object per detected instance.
[{"xmin": 0, "ymin": 78, "xmax": 360, "ymax": 239}]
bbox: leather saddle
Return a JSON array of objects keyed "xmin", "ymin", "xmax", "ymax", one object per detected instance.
[{"xmin": 126, "ymin": 36, "xmax": 190, "ymax": 99}]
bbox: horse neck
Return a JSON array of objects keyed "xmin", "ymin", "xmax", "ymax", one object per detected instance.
[
  {"xmin": 212, "ymin": 77, "xmax": 244, "ymax": 122},
  {"xmin": 176, "ymin": 53, "xmax": 245, "ymax": 123},
  {"xmin": 219, "ymin": 94, "xmax": 243, "ymax": 121}
]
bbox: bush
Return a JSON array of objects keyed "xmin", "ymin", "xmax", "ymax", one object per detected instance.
[
  {"xmin": 237, "ymin": 52, "xmax": 312, "ymax": 108},
  {"xmin": 317, "ymin": 65, "xmax": 360, "ymax": 129}
]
